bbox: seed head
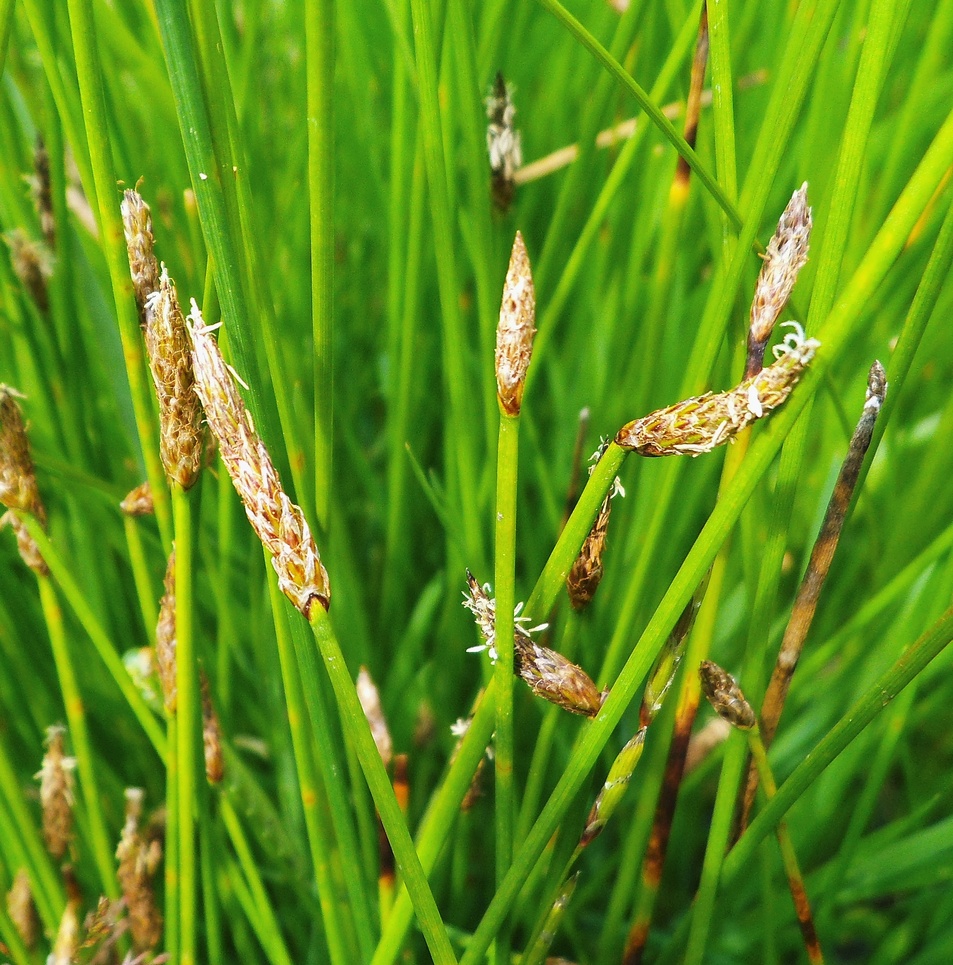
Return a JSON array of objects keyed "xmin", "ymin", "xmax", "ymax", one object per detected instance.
[
  {"xmin": 120, "ymin": 481, "xmax": 154, "ymax": 516},
  {"xmin": 188, "ymin": 304, "xmax": 330, "ymax": 615},
  {"xmin": 116, "ymin": 788, "xmax": 163, "ymax": 952},
  {"xmin": 120, "ymin": 189, "xmax": 160, "ymax": 323},
  {"xmin": 36, "ymin": 725, "xmax": 76, "ymax": 861},
  {"xmin": 616, "ymin": 323, "xmax": 819, "ymax": 456},
  {"xmin": 486, "ymin": 72, "xmax": 522, "ymax": 210},
  {"xmin": 200, "ymin": 671, "xmax": 225, "ymax": 784},
  {"xmin": 495, "ymin": 232, "xmax": 536, "ymax": 416},
  {"xmin": 699, "ymin": 660, "xmax": 755, "ymax": 730},
  {"xmin": 155, "ymin": 550, "xmax": 177, "ymax": 714},
  {"xmin": 464, "ymin": 572, "xmax": 605, "ymax": 716},
  {"xmin": 580, "ymin": 729, "xmax": 645, "ymax": 845},
  {"xmin": 566, "ymin": 464, "xmax": 624, "ymax": 611},
  {"xmin": 4, "ymin": 229, "xmax": 53, "ymax": 312},
  {"xmin": 6, "ymin": 868, "xmax": 39, "ymax": 950},
  {"xmin": 144, "ymin": 266, "xmax": 204, "ymax": 489},
  {"xmin": 747, "ymin": 183, "xmax": 812, "ymax": 376}
]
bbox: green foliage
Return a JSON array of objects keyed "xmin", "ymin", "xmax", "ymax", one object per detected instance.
[{"xmin": 2, "ymin": 0, "xmax": 953, "ymax": 962}]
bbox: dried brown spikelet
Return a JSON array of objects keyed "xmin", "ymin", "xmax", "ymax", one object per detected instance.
[
  {"xmin": 120, "ymin": 189, "xmax": 160, "ymax": 323},
  {"xmin": 145, "ymin": 266, "xmax": 204, "ymax": 489},
  {"xmin": 747, "ymin": 184, "xmax": 812, "ymax": 377},
  {"xmin": 37, "ymin": 725, "xmax": 75, "ymax": 860},
  {"xmin": 4, "ymin": 229, "xmax": 53, "ymax": 312},
  {"xmin": 188, "ymin": 305, "xmax": 331, "ymax": 615},
  {"xmin": 120, "ymin": 481, "xmax": 154, "ymax": 516},
  {"xmin": 463, "ymin": 571, "xmax": 604, "ymax": 717},
  {"xmin": 6, "ymin": 868, "xmax": 39, "ymax": 949},
  {"xmin": 616, "ymin": 324, "xmax": 819, "ymax": 456},
  {"xmin": 566, "ymin": 493, "xmax": 611, "ymax": 611},
  {"xmin": 357, "ymin": 667, "xmax": 393, "ymax": 768},
  {"xmin": 116, "ymin": 788, "xmax": 163, "ymax": 953},
  {"xmin": 32, "ymin": 135, "xmax": 56, "ymax": 248},
  {"xmin": 0, "ymin": 386, "xmax": 49, "ymax": 574},
  {"xmin": 486, "ymin": 72, "xmax": 522, "ymax": 211},
  {"xmin": 699, "ymin": 660, "xmax": 755, "ymax": 730},
  {"xmin": 155, "ymin": 550, "xmax": 177, "ymax": 714},
  {"xmin": 200, "ymin": 671, "xmax": 224, "ymax": 784},
  {"xmin": 495, "ymin": 231, "xmax": 536, "ymax": 416}
]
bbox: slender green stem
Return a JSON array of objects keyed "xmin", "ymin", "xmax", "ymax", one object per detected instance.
[
  {"xmin": 19, "ymin": 516, "xmax": 167, "ymax": 757},
  {"xmin": 165, "ymin": 715, "xmax": 180, "ymax": 963},
  {"xmin": 308, "ymin": 605, "xmax": 457, "ymax": 964},
  {"xmin": 173, "ymin": 487, "xmax": 199, "ymax": 965},
  {"xmin": 37, "ymin": 577, "xmax": 117, "ymax": 897},
  {"xmin": 493, "ymin": 411, "xmax": 519, "ymax": 965},
  {"xmin": 306, "ymin": 0, "xmax": 334, "ymax": 529}
]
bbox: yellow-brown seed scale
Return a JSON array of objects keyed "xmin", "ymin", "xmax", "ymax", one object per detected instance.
[{"xmin": 495, "ymin": 232, "xmax": 536, "ymax": 416}]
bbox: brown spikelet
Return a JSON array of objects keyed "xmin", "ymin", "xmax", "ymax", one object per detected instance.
[
  {"xmin": 31, "ymin": 135, "xmax": 56, "ymax": 248},
  {"xmin": 699, "ymin": 660, "xmax": 755, "ymax": 730},
  {"xmin": 486, "ymin": 72, "xmax": 522, "ymax": 211},
  {"xmin": 120, "ymin": 481, "xmax": 154, "ymax": 516},
  {"xmin": 200, "ymin": 671, "xmax": 225, "ymax": 784},
  {"xmin": 0, "ymin": 386, "xmax": 49, "ymax": 574},
  {"xmin": 566, "ymin": 493, "xmax": 612, "ymax": 611},
  {"xmin": 747, "ymin": 184, "xmax": 812, "ymax": 377},
  {"xmin": 616, "ymin": 324, "xmax": 819, "ymax": 456},
  {"xmin": 4, "ymin": 229, "xmax": 53, "ymax": 312},
  {"xmin": 116, "ymin": 788, "xmax": 163, "ymax": 953},
  {"xmin": 155, "ymin": 550, "xmax": 177, "ymax": 714},
  {"xmin": 79, "ymin": 896, "xmax": 125, "ymax": 963},
  {"xmin": 495, "ymin": 232, "xmax": 536, "ymax": 416},
  {"xmin": 120, "ymin": 189, "xmax": 160, "ymax": 324},
  {"xmin": 464, "ymin": 571, "xmax": 605, "ymax": 716},
  {"xmin": 6, "ymin": 868, "xmax": 39, "ymax": 950},
  {"xmin": 37, "ymin": 725, "xmax": 75, "ymax": 860},
  {"xmin": 188, "ymin": 305, "xmax": 331, "ymax": 615},
  {"xmin": 357, "ymin": 667, "xmax": 393, "ymax": 768},
  {"xmin": 49, "ymin": 869, "xmax": 81, "ymax": 965},
  {"xmin": 144, "ymin": 266, "xmax": 204, "ymax": 489}
]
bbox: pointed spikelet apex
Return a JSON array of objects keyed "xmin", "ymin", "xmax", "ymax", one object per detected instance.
[
  {"xmin": 37, "ymin": 725, "xmax": 76, "ymax": 860},
  {"xmin": 699, "ymin": 660, "xmax": 755, "ymax": 730},
  {"xmin": 155, "ymin": 550, "xmax": 177, "ymax": 714},
  {"xmin": 495, "ymin": 232, "xmax": 536, "ymax": 416},
  {"xmin": 187, "ymin": 303, "xmax": 331, "ymax": 615},
  {"xmin": 747, "ymin": 184, "xmax": 812, "ymax": 376},
  {"xmin": 616, "ymin": 323, "xmax": 819, "ymax": 456},
  {"xmin": 144, "ymin": 266, "xmax": 204, "ymax": 488},
  {"xmin": 121, "ymin": 189, "xmax": 160, "ymax": 323}
]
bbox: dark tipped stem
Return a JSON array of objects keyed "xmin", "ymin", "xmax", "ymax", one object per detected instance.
[{"xmin": 674, "ymin": 8, "xmax": 710, "ymax": 188}]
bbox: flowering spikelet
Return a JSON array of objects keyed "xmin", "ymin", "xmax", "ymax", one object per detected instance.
[
  {"xmin": 495, "ymin": 231, "xmax": 536, "ymax": 416},
  {"xmin": 357, "ymin": 667, "xmax": 393, "ymax": 768},
  {"xmin": 188, "ymin": 305, "xmax": 330, "ymax": 614},
  {"xmin": 464, "ymin": 571, "xmax": 605, "ymax": 716},
  {"xmin": 200, "ymin": 671, "xmax": 225, "ymax": 784},
  {"xmin": 581, "ymin": 729, "xmax": 646, "ymax": 845},
  {"xmin": 6, "ymin": 868, "xmax": 39, "ymax": 949},
  {"xmin": 567, "ymin": 443, "xmax": 625, "ymax": 610},
  {"xmin": 143, "ymin": 266, "xmax": 204, "ymax": 489},
  {"xmin": 116, "ymin": 788, "xmax": 163, "ymax": 953},
  {"xmin": 120, "ymin": 481, "xmax": 154, "ymax": 516},
  {"xmin": 486, "ymin": 72, "xmax": 522, "ymax": 211},
  {"xmin": 747, "ymin": 184, "xmax": 812, "ymax": 377},
  {"xmin": 155, "ymin": 550, "xmax": 177, "ymax": 714},
  {"xmin": 616, "ymin": 323, "xmax": 819, "ymax": 456},
  {"xmin": 4, "ymin": 229, "xmax": 53, "ymax": 312},
  {"xmin": 0, "ymin": 386, "xmax": 49, "ymax": 576},
  {"xmin": 31, "ymin": 135, "xmax": 56, "ymax": 248},
  {"xmin": 37, "ymin": 725, "xmax": 75, "ymax": 861},
  {"xmin": 120, "ymin": 189, "xmax": 160, "ymax": 324},
  {"xmin": 699, "ymin": 660, "xmax": 755, "ymax": 730}
]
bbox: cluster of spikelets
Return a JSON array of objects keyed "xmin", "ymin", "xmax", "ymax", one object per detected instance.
[
  {"xmin": 463, "ymin": 186, "xmax": 817, "ymax": 720},
  {"xmin": 2, "ymin": 726, "xmax": 167, "ymax": 962}
]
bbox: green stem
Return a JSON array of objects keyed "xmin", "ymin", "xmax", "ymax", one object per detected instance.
[
  {"xmin": 308, "ymin": 605, "xmax": 457, "ymax": 964},
  {"xmin": 493, "ymin": 411, "xmax": 520, "ymax": 965}
]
